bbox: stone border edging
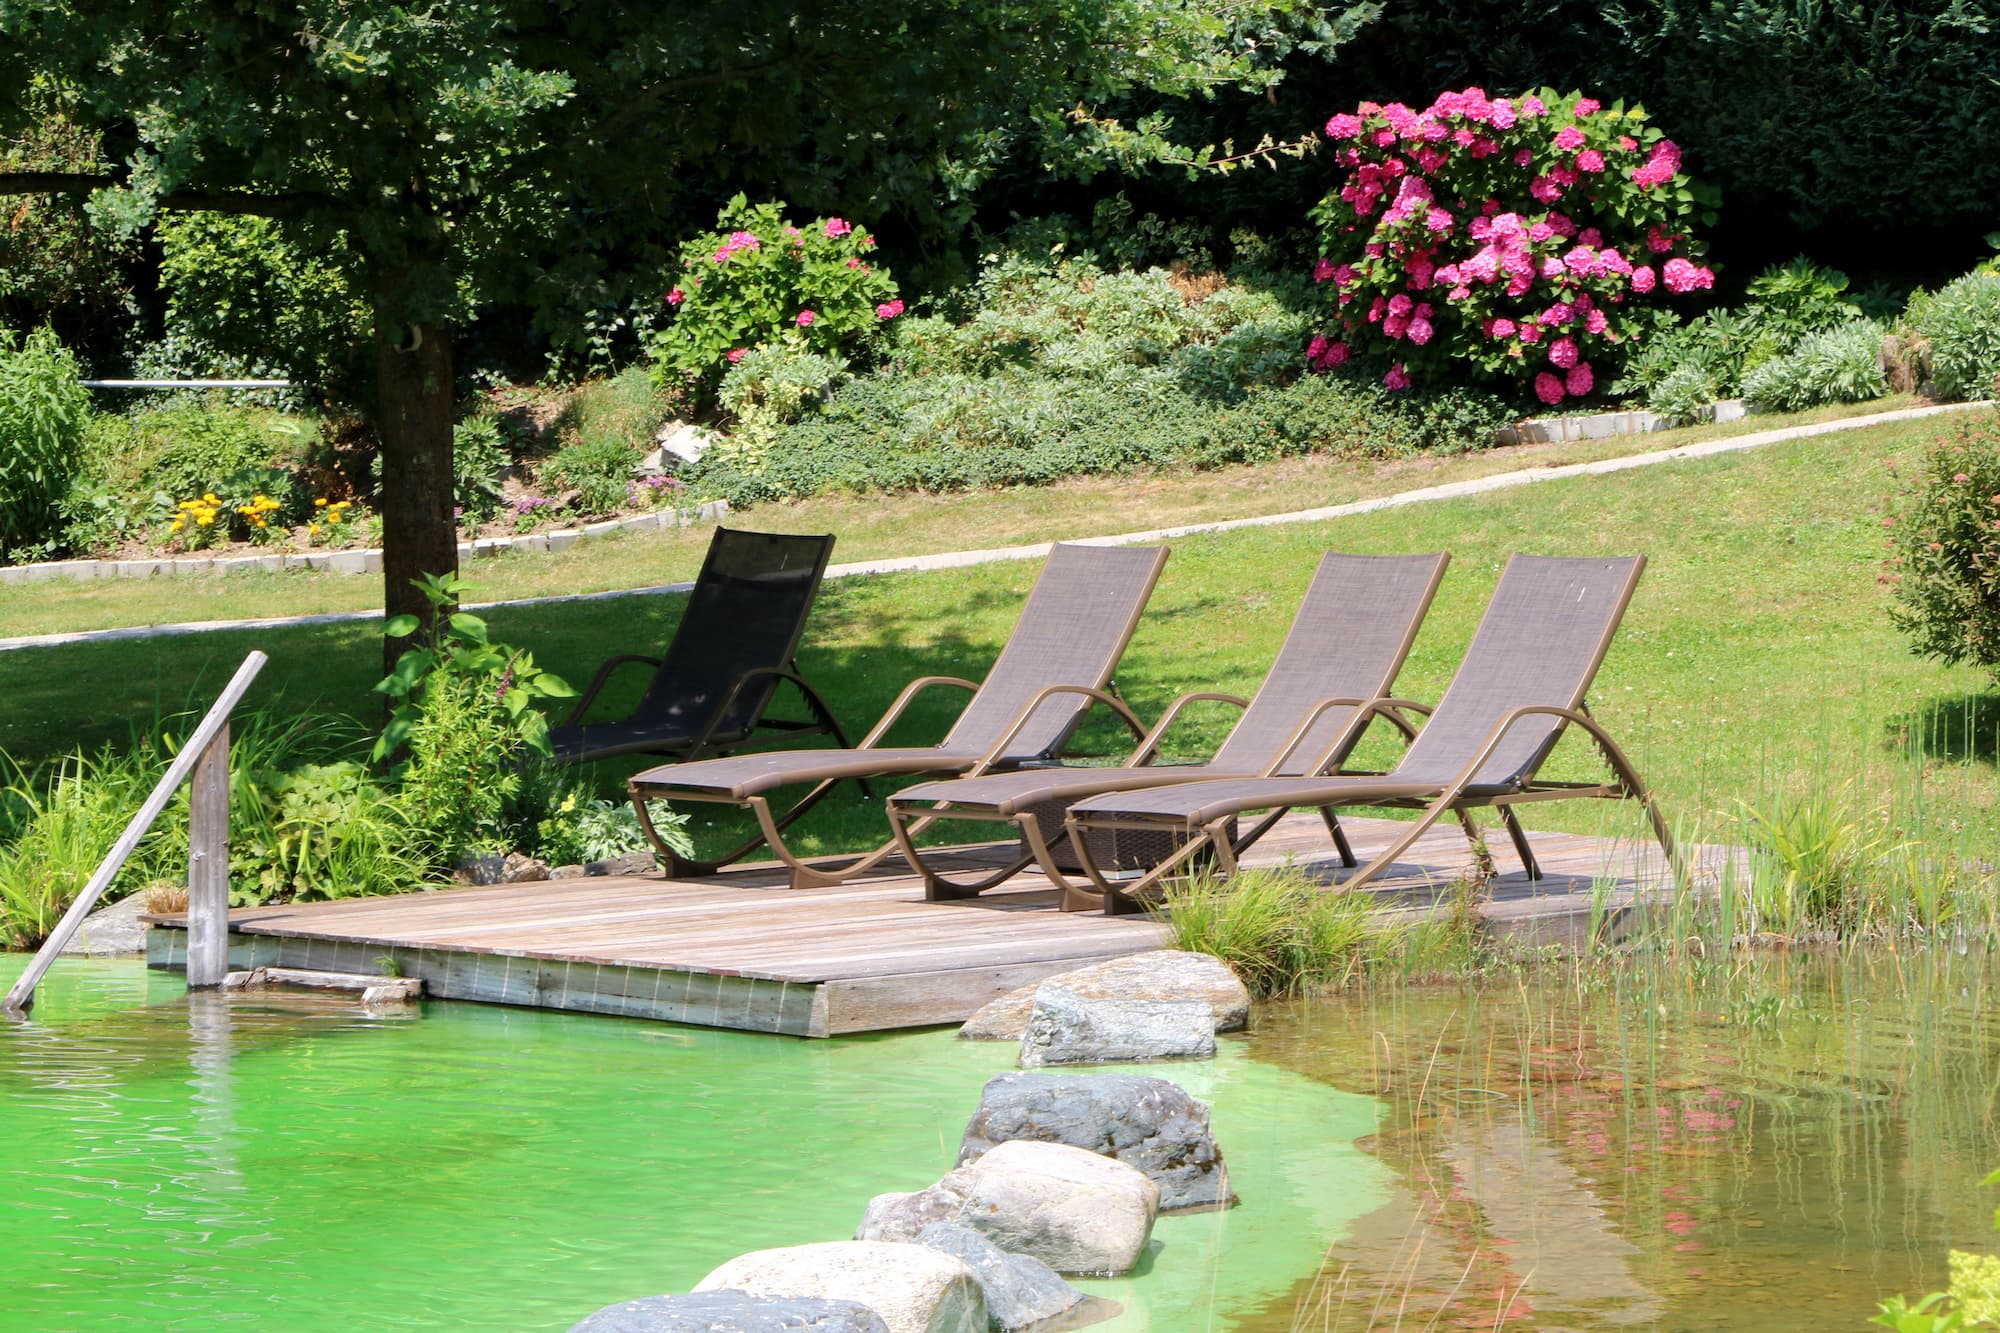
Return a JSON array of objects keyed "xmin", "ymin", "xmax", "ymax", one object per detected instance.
[
  {"xmin": 1494, "ymin": 398, "xmax": 1749, "ymax": 446},
  {"xmin": 1, "ymin": 401, "xmax": 1987, "ymax": 656},
  {"xmin": 0, "ymin": 500, "xmax": 729, "ymax": 587}
]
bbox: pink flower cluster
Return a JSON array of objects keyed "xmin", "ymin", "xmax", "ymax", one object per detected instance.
[
  {"xmin": 713, "ymin": 230, "xmax": 761, "ymax": 263},
  {"xmin": 1308, "ymin": 87, "xmax": 1714, "ymax": 401},
  {"xmin": 876, "ymin": 299, "xmax": 904, "ymax": 320}
]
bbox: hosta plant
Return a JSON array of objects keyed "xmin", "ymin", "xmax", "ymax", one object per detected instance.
[{"xmin": 1307, "ymin": 87, "xmax": 1718, "ymax": 405}]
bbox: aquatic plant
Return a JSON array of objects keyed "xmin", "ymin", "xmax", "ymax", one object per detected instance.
[{"xmin": 1158, "ymin": 864, "xmax": 1389, "ymax": 997}]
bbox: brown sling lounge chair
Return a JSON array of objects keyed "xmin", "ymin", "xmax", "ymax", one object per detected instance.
[
  {"xmin": 883, "ymin": 551, "xmax": 1450, "ymax": 911},
  {"xmin": 1061, "ymin": 554, "xmax": 1682, "ymax": 912},
  {"xmin": 548, "ymin": 527, "xmax": 850, "ymax": 767},
  {"xmin": 626, "ymin": 542, "xmax": 1169, "ymax": 889}
]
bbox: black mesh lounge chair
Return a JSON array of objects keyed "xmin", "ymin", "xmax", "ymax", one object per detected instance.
[
  {"xmin": 547, "ymin": 527, "xmax": 849, "ymax": 767},
  {"xmin": 1062, "ymin": 554, "xmax": 1682, "ymax": 912},
  {"xmin": 882, "ymin": 551, "xmax": 1450, "ymax": 911},
  {"xmin": 627, "ymin": 542, "xmax": 1170, "ymax": 889}
]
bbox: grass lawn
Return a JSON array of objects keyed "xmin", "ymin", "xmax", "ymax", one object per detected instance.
[
  {"xmin": 5, "ymin": 406, "xmax": 1995, "ymax": 868},
  {"xmin": 5, "ymin": 396, "xmax": 1925, "ymax": 640}
]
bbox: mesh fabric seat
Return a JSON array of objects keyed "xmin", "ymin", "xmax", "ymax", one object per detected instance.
[
  {"xmin": 882, "ymin": 551, "xmax": 1450, "ymax": 910},
  {"xmin": 627, "ymin": 542, "xmax": 1169, "ymax": 888},
  {"xmin": 548, "ymin": 527, "xmax": 845, "ymax": 767},
  {"xmin": 1063, "ymin": 554, "xmax": 1683, "ymax": 911}
]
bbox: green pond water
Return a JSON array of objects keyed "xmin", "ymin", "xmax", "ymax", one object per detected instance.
[
  {"xmin": 1238, "ymin": 946, "xmax": 2000, "ymax": 1331},
  {"xmin": 0, "ymin": 957, "xmax": 1387, "ymax": 1332},
  {"xmin": 13, "ymin": 949, "xmax": 2000, "ymax": 1332}
]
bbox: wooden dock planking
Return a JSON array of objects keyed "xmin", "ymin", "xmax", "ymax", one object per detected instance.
[{"xmin": 144, "ymin": 814, "xmax": 1734, "ymax": 1035}]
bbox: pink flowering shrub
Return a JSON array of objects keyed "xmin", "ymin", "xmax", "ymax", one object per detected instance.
[
  {"xmin": 649, "ymin": 194, "xmax": 900, "ymax": 400},
  {"xmin": 1307, "ymin": 88, "xmax": 1717, "ymax": 404}
]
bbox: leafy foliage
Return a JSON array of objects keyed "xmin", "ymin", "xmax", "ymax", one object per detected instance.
[
  {"xmin": 1885, "ymin": 419, "xmax": 2000, "ymax": 685},
  {"xmin": 1909, "ymin": 273, "xmax": 2000, "ymax": 402},
  {"xmin": 155, "ymin": 213, "xmax": 372, "ymax": 401},
  {"xmin": 452, "ymin": 414, "xmax": 510, "ymax": 523},
  {"xmin": 0, "ymin": 326, "xmax": 89, "ymax": 562},
  {"xmin": 543, "ymin": 432, "xmax": 639, "ymax": 516},
  {"xmin": 0, "ymin": 103, "xmax": 133, "ymax": 355},
  {"xmin": 648, "ymin": 197, "xmax": 898, "ymax": 401},
  {"xmin": 1738, "ymin": 319, "xmax": 1887, "ymax": 412},
  {"xmin": 374, "ymin": 574, "xmax": 575, "ymax": 861}
]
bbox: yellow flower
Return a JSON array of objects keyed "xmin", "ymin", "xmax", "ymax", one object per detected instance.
[{"xmin": 196, "ymin": 514, "xmax": 214, "ymax": 527}]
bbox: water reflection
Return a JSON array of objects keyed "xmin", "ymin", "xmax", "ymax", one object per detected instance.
[{"xmin": 1245, "ymin": 947, "xmax": 2000, "ymax": 1331}]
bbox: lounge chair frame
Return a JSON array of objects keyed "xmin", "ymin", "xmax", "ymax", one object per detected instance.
[
  {"xmin": 628, "ymin": 543, "xmax": 1166, "ymax": 889},
  {"xmin": 551, "ymin": 528, "xmax": 852, "ymax": 767},
  {"xmin": 1061, "ymin": 555, "xmax": 1684, "ymax": 913},
  {"xmin": 880, "ymin": 551, "xmax": 1451, "ymax": 911}
]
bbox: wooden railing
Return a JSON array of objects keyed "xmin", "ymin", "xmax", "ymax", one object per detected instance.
[{"xmin": 3, "ymin": 651, "xmax": 267, "ymax": 1016}]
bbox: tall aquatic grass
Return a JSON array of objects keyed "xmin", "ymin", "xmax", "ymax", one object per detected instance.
[
  {"xmin": 0, "ymin": 702, "xmax": 414, "ymax": 948},
  {"xmin": 1157, "ymin": 867, "xmax": 1384, "ymax": 997}
]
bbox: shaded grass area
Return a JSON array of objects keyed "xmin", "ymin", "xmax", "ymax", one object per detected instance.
[
  {"xmin": 5, "ymin": 397, "xmax": 1928, "ymax": 640},
  {"xmin": 4, "ymin": 412, "xmax": 1995, "ymax": 867}
]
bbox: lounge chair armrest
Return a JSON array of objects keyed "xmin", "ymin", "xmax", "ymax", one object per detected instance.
[
  {"xmin": 681, "ymin": 665, "xmax": 849, "ymax": 757},
  {"xmin": 858, "ymin": 676, "xmax": 981, "ymax": 749},
  {"xmin": 1124, "ymin": 692, "xmax": 1249, "ymax": 766},
  {"xmin": 1450, "ymin": 704, "xmax": 1655, "ymax": 799},
  {"xmin": 974, "ymin": 683, "xmax": 1151, "ymax": 773},
  {"xmin": 1263, "ymin": 695, "xmax": 1433, "ymax": 777},
  {"xmin": 563, "ymin": 654, "xmax": 665, "ymax": 726}
]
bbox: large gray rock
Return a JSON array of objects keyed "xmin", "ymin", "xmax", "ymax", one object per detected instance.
[
  {"xmin": 568, "ymin": 1291, "xmax": 891, "ymax": 1332},
  {"xmin": 862, "ymin": 1141, "xmax": 1157, "ymax": 1278},
  {"xmin": 1018, "ymin": 984, "xmax": 1215, "ymax": 1068},
  {"xmin": 958, "ymin": 951, "xmax": 1248, "ymax": 1041},
  {"xmin": 912, "ymin": 1224, "xmax": 1086, "ymax": 1331},
  {"xmin": 59, "ymin": 892, "xmax": 149, "ymax": 955},
  {"xmin": 696, "ymin": 1242, "xmax": 984, "ymax": 1333},
  {"xmin": 958, "ymin": 1073, "xmax": 1233, "ymax": 1212}
]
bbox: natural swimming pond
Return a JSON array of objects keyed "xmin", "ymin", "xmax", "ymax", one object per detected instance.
[
  {"xmin": 1241, "ymin": 946, "xmax": 2000, "ymax": 1330},
  {"xmin": 7, "ymin": 948, "xmax": 1999, "ymax": 1331},
  {"xmin": 0, "ymin": 957, "xmax": 1385, "ymax": 1331}
]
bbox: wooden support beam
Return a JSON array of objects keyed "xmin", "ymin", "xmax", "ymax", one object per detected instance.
[{"xmin": 185, "ymin": 721, "xmax": 231, "ymax": 988}]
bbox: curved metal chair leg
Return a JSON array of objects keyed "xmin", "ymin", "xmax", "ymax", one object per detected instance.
[
  {"xmin": 886, "ymin": 804, "xmax": 1039, "ymax": 902},
  {"xmin": 631, "ymin": 773, "xmax": 848, "ymax": 879}
]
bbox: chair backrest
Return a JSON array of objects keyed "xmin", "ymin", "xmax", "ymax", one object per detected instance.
[
  {"xmin": 1208, "ymin": 551, "xmax": 1449, "ymax": 775},
  {"xmin": 1389, "ymin": 554, "xmax": 1647, "ymax": 789},
  {"xmin": 940, "ymin": 543, "xmax": 1170, "ymax": 759},
  {"xmin": 630, "ymin": 528, "xmax": 836, "ymax": 739}
]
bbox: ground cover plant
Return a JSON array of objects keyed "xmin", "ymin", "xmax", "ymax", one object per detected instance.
[{"xmin": 682, "ymin": 252, "xmax": 1514, "ymax": 504}]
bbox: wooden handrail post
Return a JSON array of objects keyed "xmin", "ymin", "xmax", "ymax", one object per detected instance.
[
  {"xmin": 185, "ymin": 721, "xmax": 231, "ymax": 988},
  {"xmin": 3, "ymin": 651, "xmax": 266, "ymax": 1016}
]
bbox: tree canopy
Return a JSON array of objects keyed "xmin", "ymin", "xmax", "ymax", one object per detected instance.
[{"xmin": 0, "ymin": 0, "xmax": 1348, "ymax": 639}]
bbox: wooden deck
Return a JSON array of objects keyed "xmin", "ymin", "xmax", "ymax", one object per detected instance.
[{"xmin": 144, "ymin": 814, "xmax": 1736, "ymax": 1036}]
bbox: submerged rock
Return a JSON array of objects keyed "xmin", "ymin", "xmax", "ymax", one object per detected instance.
[
  {"xmin": 695, "ymin": 1241, "xmax": 985, "ymax": 1333},
  {"xmin": 912, "ymin": 1223, "xmax": 1086, "ymax": 1331},
  {"xmin": 1018, "ymin": 984, "xmax": 1215, "ymax": 1068},
  {"xmin": 861, "ymin": 1140, "xmax": 1158, "ymax": 1278},
  {"xmin": 567, "ymin": 1291, "xmax": 890, "ymax": 1332},
  {"xmin": 959, "ymin": 1072, "xmax": 1233, "ymax": 1212},
  {"xmin": 958, "ymin": 951, "xmax": 1248, "ymax": 1041}
]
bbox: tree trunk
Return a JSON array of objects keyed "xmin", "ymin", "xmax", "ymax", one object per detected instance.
[{"xmin": 370, "ymin": 287, "xmax": 457, "ymax": 678}]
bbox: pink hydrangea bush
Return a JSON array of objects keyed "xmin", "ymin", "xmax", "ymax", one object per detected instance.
[
  {"xmin": 649, "ymin": 194, "xmax": 901, "ymax": 399},
  {"xmin": 1307, "ymin": 88, "xmax": 1717, "ymax": 405}
]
